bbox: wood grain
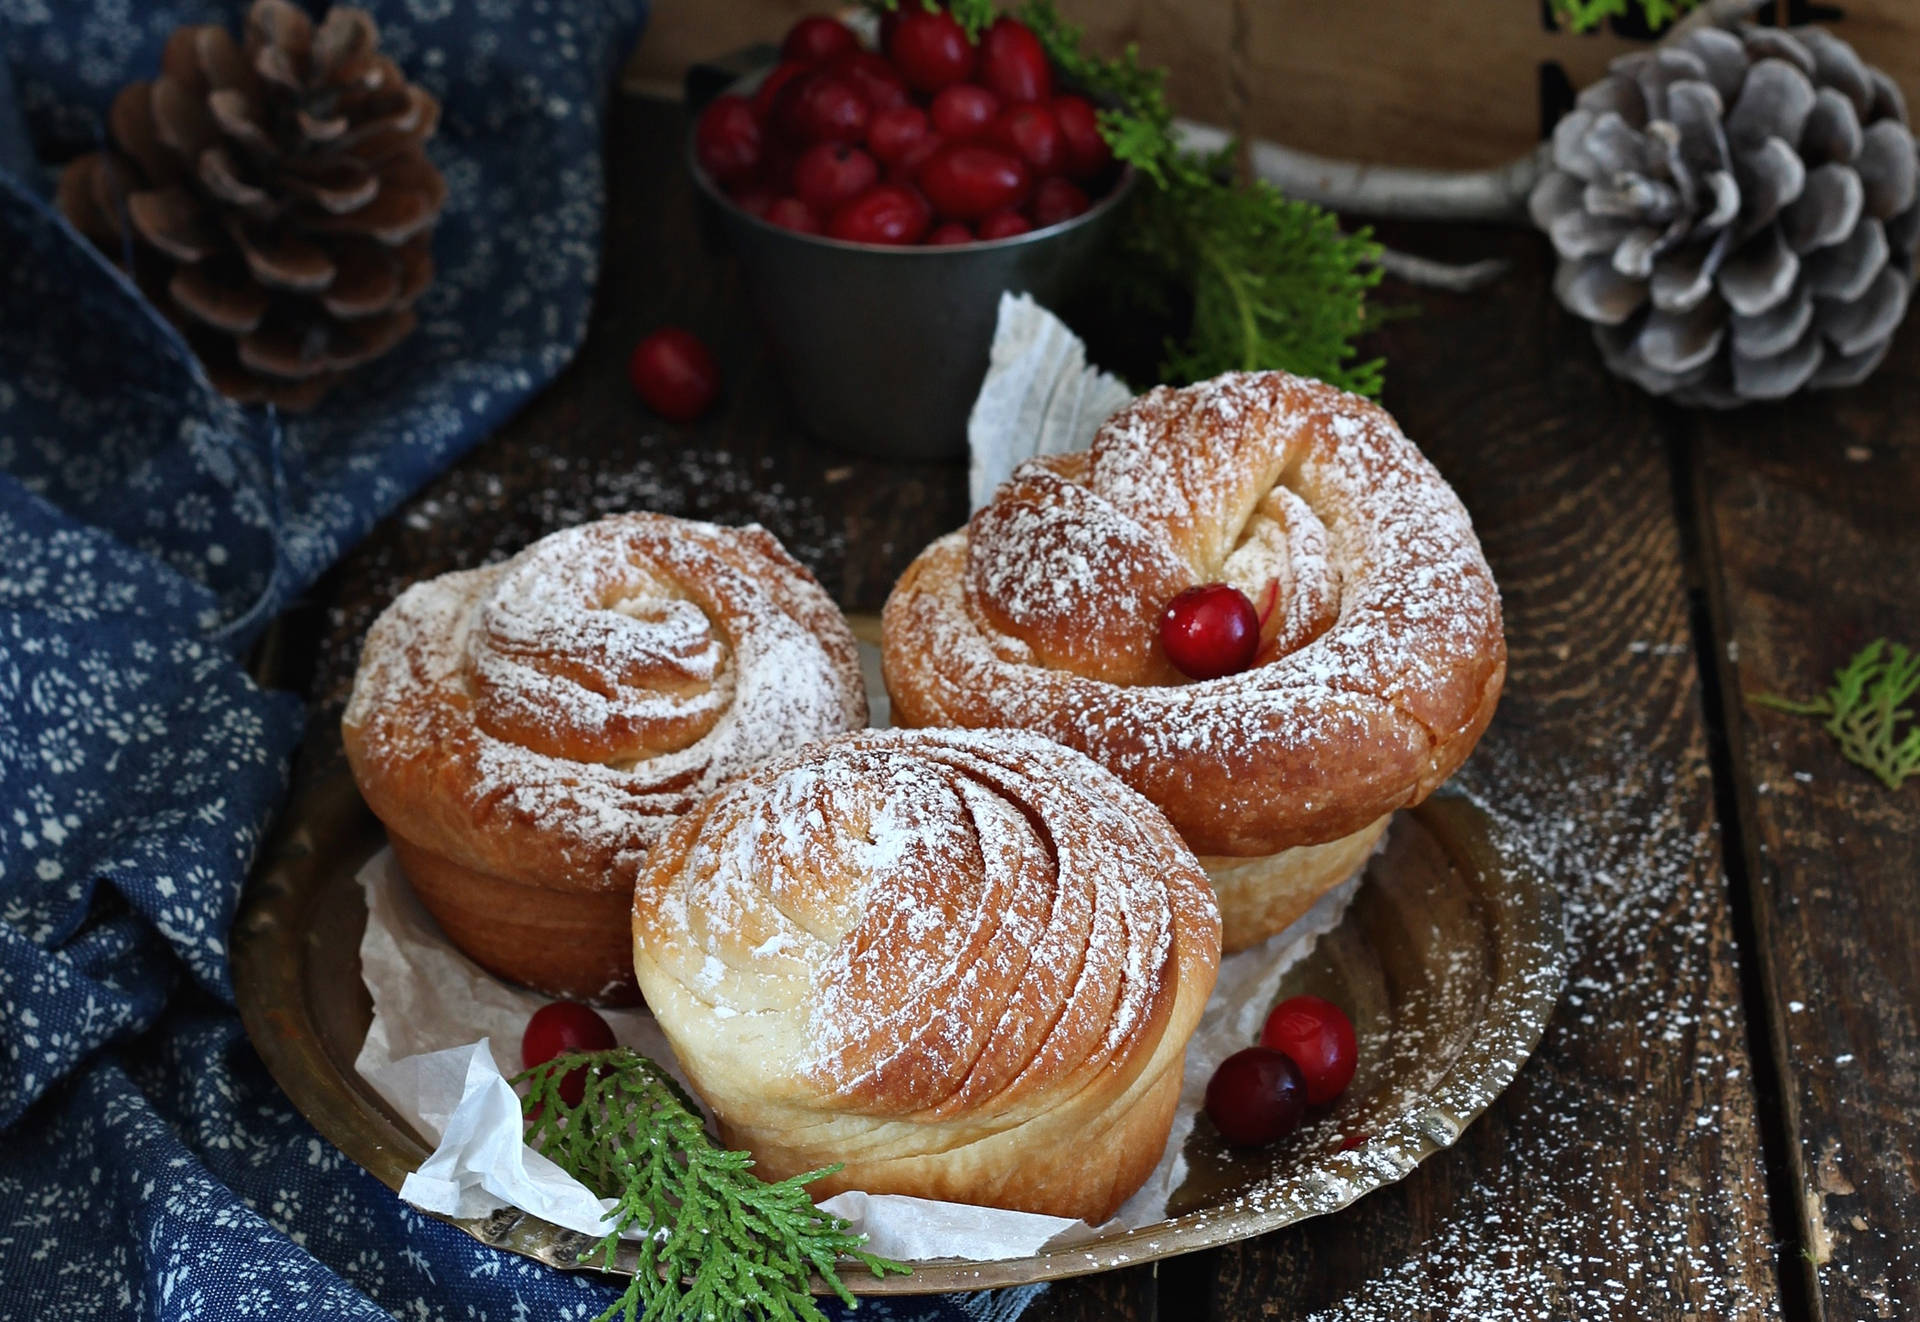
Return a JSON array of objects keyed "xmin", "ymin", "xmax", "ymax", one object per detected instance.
[
  {"xmin": 1197, "ymin": 226, "xmax": 1784, "ymax": 1317},
  {"xmin": 1691, "ymin": 320, "xmax": 1920, "ymax": 1320}
]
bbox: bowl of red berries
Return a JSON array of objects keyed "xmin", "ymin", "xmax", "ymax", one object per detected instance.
[{"xmin": 689, "ymin": 8, "xmax": 1135, "ymax": 461}]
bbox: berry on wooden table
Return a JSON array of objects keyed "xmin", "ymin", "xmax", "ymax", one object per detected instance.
[
  {"xmin": 521, "ymin": 1001, "xmax": 617, "ymax": 1107},
  {"xmin": 1261, "ymin": 995, "xmax": 1358, "ymax": 1106},
  {"xmin": 1160, "ymin": 583, "xmax": 1261, "ymax": 680},
  {"xmin": 629, "ymin": 327, "xmax": 720, "ymax": 422},
  {"xmin": 1205, "ymin": 1047, "xmax": 1308, "ymax": 1146}
]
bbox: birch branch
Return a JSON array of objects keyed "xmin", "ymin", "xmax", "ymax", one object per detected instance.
[{"xmin": 1176, "ymin": 0, "xmax": 1768, "ymax": 223}]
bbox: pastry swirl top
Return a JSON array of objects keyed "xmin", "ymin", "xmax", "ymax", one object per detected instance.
[
  {"xmin": 882, "ymin": 371, "xmax": 1506, "ymax": 856},
  {"xmin": 630, "ymin": 727, "xmax": 1220, "ymax": 1123},
  {"xmin": 342, "ymin": 513, "xmax": 867, "ymax": 891}
]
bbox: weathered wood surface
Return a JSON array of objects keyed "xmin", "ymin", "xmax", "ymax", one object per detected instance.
[
  {"xmin": 294, "ymin": 91, "xmax": 1920, "ymax": 1319},
  {"xmin": 1692, "ymin": 324, "xmax": 1920, "ymax": 1320}
]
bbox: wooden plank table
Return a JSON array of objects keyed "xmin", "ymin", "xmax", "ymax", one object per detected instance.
[{"xmin": 288, "ymin": 92, "xmax": 1919, "ymax": 1321}]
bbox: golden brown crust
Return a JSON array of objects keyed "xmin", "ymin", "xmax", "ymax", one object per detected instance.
[
  {"xmin": 882, "ymin": 371, "xmax": 1506, "ymax": 859},
  {"xmin": 630, "ymin": 728, "xmax": 1220, "ymax": 1222},
  {"xmin": 341, "ymin": 513, "xmax": 866, "ymax": 1001}
]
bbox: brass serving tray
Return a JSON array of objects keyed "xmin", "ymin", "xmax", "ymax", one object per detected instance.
[{"xmin": 234, "ymin": 743, "xmax": 1564, "ymax": 1295}]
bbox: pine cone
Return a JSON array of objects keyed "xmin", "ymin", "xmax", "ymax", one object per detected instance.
[
  {"xmin": 56, "ymin": 1, "xmax": 445, "ymax": 411},
  {"xmin": 1531, "ymin": 25, "xmax": 1919, "ymax": 406}
]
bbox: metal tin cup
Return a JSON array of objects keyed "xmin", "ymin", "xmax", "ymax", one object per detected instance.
[{"xmin": 687, "ymin": 121, "xmax": 1135, "ymax": 462}]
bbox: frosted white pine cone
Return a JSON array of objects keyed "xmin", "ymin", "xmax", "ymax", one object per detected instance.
[{"xmin": 1531, "ymin": 24, "xmax": 1919, "ymax": 406}]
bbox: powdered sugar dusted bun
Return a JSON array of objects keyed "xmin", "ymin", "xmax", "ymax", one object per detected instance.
[
  {"xmin": 343, "ymin": 513, "xmax": 866, "ymax": 1003},
  {"xmin": 882, "ymin": 372, "xmax": 1505, "ymax": 947},
  {"xmin": 630, "ymin": 727, "xmax": 1220, "ymax": 1222}
]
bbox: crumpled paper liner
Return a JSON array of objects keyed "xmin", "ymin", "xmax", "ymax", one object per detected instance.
[{"xmin": 355, "ymin": 293, "xmax": 1367, "ymax": 1261}]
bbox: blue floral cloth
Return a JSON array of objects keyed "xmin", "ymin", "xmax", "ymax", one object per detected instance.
[{"xmin": 0, "ymin": 4, "xmax": 1039, "ymax": 1318}]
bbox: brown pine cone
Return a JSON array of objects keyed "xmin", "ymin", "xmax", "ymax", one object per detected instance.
[{"xmin": 57, "ymin": 0, "xmax": 446, "ymax": 411}]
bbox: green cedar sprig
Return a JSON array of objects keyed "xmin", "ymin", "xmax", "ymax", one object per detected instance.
[
  {"xmin": 1550, "ymin": 0, "xmax": 1702, "ymax": 33},
  {"xmin": 515, "ymin": 1048, "xmax": 908, "ymax": 1322},
  {"xmin": 1750, "ymin": 638, "xmax": 1920, "ymax": 791},
  {"xmin": 866, "ymin": 0, "xmax": 1384, "ymax": 396}
]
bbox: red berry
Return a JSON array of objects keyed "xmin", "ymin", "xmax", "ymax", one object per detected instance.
[
  {"xmin": 827, "ymin": 184, "xmax": 931, "ymax": 245},
  {"xmin": 752, "ymin": 60, "xmax": 811, "ymax": 123},
  {"xmin": 628, "ymin": 327, "xmax": 720, "ymax": 422},
  {"xmin": 789, "ymin": 75, "xmax": 869, "ymax": 145},
  {"xmin": 764, "ymin": 195, "xmax": 820, "ymax": 234},
  {"xmin": 866, "ymin": 104, "xmax": 931, "ymax": 166},
  {"xmin": 1031, "ymin": 175, "xmax": 1089, "ymax": 227},
  {"xmin": 1260, "ymin": 995, "xmax": 1358, "ymax": 1106},
  {"xmin": 978, "ymin": 16, "xmax": 1052, "ymax": 104},
  {"xmin": 1160, "ymin": 583, "xmax": 1260, "ymax": 680},
  {"xmin": 794, "ymin": 142, "xmax": 879, "ymax": 213},
  {"xmin": 1205, "ymin": 1047, "xmax": 1308, "ymax": 1146},
  {"xmin": 926, "ymin": 221, "xmax": 975, "ymax": 245},
  {"xmin": 693, "ymin": 95, "xmax": 761, "ymax": 186},
  {"xmin": 825, "ymin": 50, "xmax": 912, "ymax": 113},
  {"xmin": 917, "ymin": 144, "xmax": 1030, "ymax": 220},
  {"xmin": 1052, "ymin": 94, "xmax": 1112, "ymax": 179},
  {"xmin": 976, "ymin": 208, "xmax": 1031, "ymax": 239},
  {"xmin": 886, "ymin": 8, "xmax": 975, "ymax": 93},
  {"xmin": 780, "ymin": 14, "xmax": 857, "ymax": 66},
  {"xmin": 886, "ymin": 130, "xmax": 946, "ymax": 185},
  {"xmin": 930, "ymin": 83, "xmax": 1000, "ymax": 142},
  {"xmin": 989, "ymin": 102, "xmax": 1065, "ymax": 176},
  {"xmin": 521, "ymin": 1001, "xmax": 617, "ymax": 1108}
]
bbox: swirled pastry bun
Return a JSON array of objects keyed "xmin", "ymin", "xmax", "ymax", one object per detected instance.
[
  {"xmin": 630, "ymin": 727, "xmax": 1221, "ymax": 1222},
  {"xmin": 883, "ymin": 371, "xmax": 1505, "ymax": 951},
  {"xmin": 343, "ymin": 514, "xmax": 866, "ymax": 1003}
]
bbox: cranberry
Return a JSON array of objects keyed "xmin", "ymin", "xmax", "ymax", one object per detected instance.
[
  {"xmin": 1160, "ymin": 583, "xmax": 1260, "ymax": 680},
  {"xmin": 794, "ymin": 141, "xmax": 878, "ymax": 213},
  {"xmin": 780, "ymin": 14, "xmax": 857, "ymax": 66},
  {"xmin": 825, "ymin": 50, "xmax": 912, "ymax": 113},
  {"xmin": 1205, "ymin": 1047, "xmax": 1308, "ymax": 1146},
  {"xmin": 1260, "ymin": 995, "xmax": 1358, "ymax": 1106},
  {"xmin": 791, "ymin": 75, "xmax": 871, "ymax": 145},
  {"xmin": 867, "ymin": 104, "xmax": 931, "ymax": 166},
  {"xmin": 990, "ymin": 102, "xmax": 1065, "ymax": 176},
  {"xmin": 976, "ymin": 208, "xmax": 1031, "ymax": 239},
  {"xmin": 521, "ymin": 1001, "xmax": 618, "ymax": 1107},
  {"xmin": 917, "ymin": 144, "xmax": 1030, "ymax": 221},
  {"xmin": 930, "ymin": 83, "xmax": 1000, "ymax": 142},
  {"xmin": 927, "ymin": 221, "xmax": 975, "ymax": 245},
  {"xmin": 751, "ymin": 60, "xmax": 811, "ymax": 124},
  {"xmin": 886, "ymin": 130, "xmax": 946, "ymax": 186},
  {"xmin": 764, "ymin": 195, "xmax": 820, "ymax": 234},
  {"xmin": 693, "ymin": 94, "xmax": 761, "ymax": 186},
  {"xmin": 827, "ymin": 184, "xmax": 931, "ymax": 245},
  {"xmin": 628, "ymin": 327, "xmax": 720, "ymax": 423},
  {"xmin": 1053, "ymin": 94, "xmax": 1113, "ymax": 179},
  {"xmin": 978, "ymin": 16, "xmax": 1052, "ymax": 104},
  {"xmin": 1031, "ymin": 175, "xmax": 1089, "ymax": 227},
  {"xmin": 886, "ymin": 8, "xmax": 975, "ymax": 93}
]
